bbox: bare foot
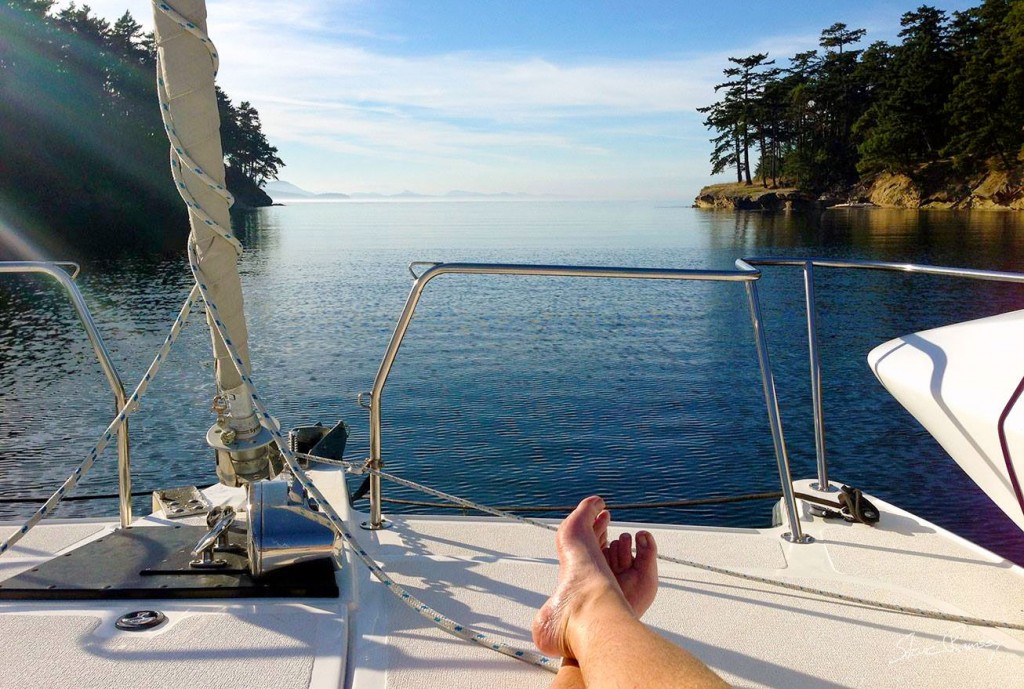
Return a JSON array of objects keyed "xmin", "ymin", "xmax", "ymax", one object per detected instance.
[
  {"xmin": 605, "ymin": 530, "xmax": 658, "ymax": 617},
  {"xmin": 532, "ymin": 496, "xmax": 629, "ymax": 659}
]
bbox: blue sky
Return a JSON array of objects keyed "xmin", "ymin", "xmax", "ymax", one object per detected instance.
[{"xmin": 91, "ymin": 1, "xmax": 979, "ymax": 199}]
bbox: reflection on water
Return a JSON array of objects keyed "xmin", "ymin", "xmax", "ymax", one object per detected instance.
[{"xmin": 1, "ymin": 202, "xmax": 1022, "ymax": 565}]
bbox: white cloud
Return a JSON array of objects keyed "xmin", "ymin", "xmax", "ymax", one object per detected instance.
[{"xmin": 75, "ymin": 1, "xmax": 803, "ymax": 198}]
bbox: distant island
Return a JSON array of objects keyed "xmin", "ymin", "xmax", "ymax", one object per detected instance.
[
  {"xmin": 265, "ymin": 180, "xmax": 546, "ymax": 202},
  {"xmin": 695, "ymin": 3, "xmax": 1024, "ymax": 212}
]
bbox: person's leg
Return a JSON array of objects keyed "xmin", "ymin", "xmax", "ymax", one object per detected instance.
[
  {"xmin": 548, "ymin": 502, "xmax": 654, "ymax": 689},
  {"xmin": 533, "ymin": 496, "xmax": 728, "ymax": 689},
  {"xmin": 548, "ymin": 507, "xmax": 660, "ymax": 689}
]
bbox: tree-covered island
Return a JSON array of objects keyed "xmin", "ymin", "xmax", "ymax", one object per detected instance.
[
  {"xmin": 697, "ymin": 1, "xmax": 1024, "ymax": 210},
  {"xmin": 0, "ymin": 1, "xmax": 283, "ymax": 259}
]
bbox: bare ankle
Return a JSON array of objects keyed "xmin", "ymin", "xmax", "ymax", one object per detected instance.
[{"xmin": 562, "ymin": 584, "xmax": 636, "ymax": 660}]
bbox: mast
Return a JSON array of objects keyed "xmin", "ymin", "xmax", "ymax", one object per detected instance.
[{"xmin": 152, "ymin": 1, "xmax": 276, "ymax": 484}]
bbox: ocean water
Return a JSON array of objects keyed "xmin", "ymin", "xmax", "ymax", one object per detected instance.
[{"xmin": 1, "ymin": 201, "xmax": 1023, "ymax": 564}]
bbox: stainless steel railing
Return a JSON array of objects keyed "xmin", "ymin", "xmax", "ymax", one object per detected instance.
[
  {"xmin": 745, "ymin": 257, "xmax": 1024, "ymax": 494},
  {"xmin": 364, "ymin": 261, "xmax": 811, "ymax": 543},
  {"xmin": 0, "ymin": 262, "xmax": 132, "ymax": 526}
]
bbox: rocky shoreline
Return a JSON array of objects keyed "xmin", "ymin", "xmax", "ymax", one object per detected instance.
[{"xmin": 695, "ymin": 169, "xmax": 1024, "ymax": 211}]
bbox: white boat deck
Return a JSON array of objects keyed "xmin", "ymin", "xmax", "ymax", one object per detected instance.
[{"xmin": 1, "ymin": 476, "xmax": 1022, "ymax": 688}]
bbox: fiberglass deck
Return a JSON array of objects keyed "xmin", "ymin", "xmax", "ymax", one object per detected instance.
[{"xmin": 0, "ymin": 477, "xmax": 1022, "ymax": 689}]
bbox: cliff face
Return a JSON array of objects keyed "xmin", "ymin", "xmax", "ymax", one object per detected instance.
[
  {"xmin": 694, "ymin": 183, "xmax": 817, "ymax": 210},
  {"xmin": 959, "ymin": 170, "xmax": 1024, "ymax": 210},
  {"xmin": 696, "ymin": 169, "xmax": 1023, "ymax": 211},
  {"xmin": 861, "ymin": 170, "xmax": 1023, "ymax": 210},
  {"xmin": 863, "ymin": 173, "xmax": 921, "ymax": 208}
]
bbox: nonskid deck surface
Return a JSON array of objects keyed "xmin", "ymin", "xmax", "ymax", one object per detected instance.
[
  {"xmin": 348, "ymin": 483, "xmax": 1024, "ymax": 689},
  {"xmin": 0, "ymin": 485, "xmax": 1022, "ymax": 689},
  {"xmin": 0, "ymin": 514, "xmax": 345, "ymax": 689}
]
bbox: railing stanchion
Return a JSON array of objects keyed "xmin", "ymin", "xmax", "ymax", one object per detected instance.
[
  {"xmin": 740, "ymin": 271, "xmax": 810, "ymax": 544},
  {"xmin": 0, "ymin": 262, "xmax": 132, "ymax": 526},
  {"xmin": 803, "ymin": 261, "xmax": 832, "ymax": 492}
]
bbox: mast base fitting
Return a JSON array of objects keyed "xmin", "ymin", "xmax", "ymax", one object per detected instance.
[{"xmin": 208, "ymin": 424, "xmax": 282, "ymax": 487}]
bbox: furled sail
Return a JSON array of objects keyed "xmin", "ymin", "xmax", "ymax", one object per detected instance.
[
  {"xmin": 152, "ymin": 1, "xmax": 274, "ymax": 484},
  {"xmin": 152, "ymin": 0, "xmax": 251, "ymax": 389}
]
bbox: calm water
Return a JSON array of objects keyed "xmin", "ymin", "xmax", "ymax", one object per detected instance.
[{"xmin": 2, "ymin": 201, "xmax": 1023, "ymax": 564}]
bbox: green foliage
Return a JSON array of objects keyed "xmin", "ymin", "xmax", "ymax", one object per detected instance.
[
  {"xmin": 945, "ymin": 0, "xmax": 1024, "ymax": 170},
  {"xmin": 856, "ymin": 6, "xmax": 957, "ymax": 174},
  {"xmin": 0, "ymin": 2, "xmax": 282, "ymax": 259},
  {"xmin": 698, "ymin": 53, "xmax": 778, "ymax": 185},
  {"xmin": 217, "ymin": 88, "xmax": 283, "ymax": 187},
  {"xmin": 698, "ymin": 2, "xmax": 1024, "ymax": 193}
]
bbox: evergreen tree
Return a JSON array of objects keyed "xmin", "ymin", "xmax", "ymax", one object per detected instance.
[
  {"xmin": 217, "ymin": 88, "xmax": 284, "ymax": 187},
  {"xmin": 857, "ymin": 6, "xmax": 955, "ymax": 173},
  {"xmin": 700, "ymin": 53, "xmax": 777, "ymax": 186},
  {"xmin": 697, "ymin": 98, "xmax": 744, "ymax": 182},
  {"xmin": 0, "ymin": 2, "xmax": 283, "ymax": 259},
  {"xmin": 945, "ymin": 0, "xmax": 1024, "ymax": 169},
  {"xmin": 816, "ymin": 23, "xmax": 868, "ymax": 183},
  {"xmin": 754, "ymin": 75, "xmax": 788, "ymax": 186}
]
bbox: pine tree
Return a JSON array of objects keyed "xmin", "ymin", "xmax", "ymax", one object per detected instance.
[
  {"xmin": 857, "ymin": 6, "xmax": 955, "ymax": 174},
  {"xmin": 217, "ymin": 88, "xmax": 284, "ymax": 187},
  {"xmin": 697, "ymin": 98, "xmax": 743, "ymax": 182},
  {"xmin": 945, "ymin": 0, "xmax": 1024, "ymax": 170},
  {"xmin": 700, "ymin": 53, "xmax": 777, "ymax": 186}
]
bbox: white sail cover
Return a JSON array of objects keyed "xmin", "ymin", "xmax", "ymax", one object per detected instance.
[
  {"xmin": 152, "ymin": 0, "xmax": 251, "ymax": 391},
  {"xmin": 869, "ymin": 310, "xmax": 1024, "ymax": 532}
]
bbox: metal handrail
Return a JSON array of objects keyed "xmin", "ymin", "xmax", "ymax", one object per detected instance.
[
  {"xmin": 745, "ymin": 257, "xmax": 1024, "ymax": 493},
  {"xmin": 364, "ymin": 261, "xmax": 810, "ymax": 543},
  {"xmin": 0, "ymin": 262, "xmax": 132, "ymax": 526}
]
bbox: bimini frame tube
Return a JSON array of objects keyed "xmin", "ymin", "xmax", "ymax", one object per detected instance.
[
  {"xmin": 363, "ymin": 262, "xmax": 774, "ymax": 531},
  {"xmin": 0, "ymin": 262, "xmax": 132, "ymax": 526},
  {"xmin": 735, "ymin": 259, "xmax": 809, "ymax": 543}
]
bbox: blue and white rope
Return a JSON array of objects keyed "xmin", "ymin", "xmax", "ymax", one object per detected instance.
[
  {"xmin": 154, "ymin": 1, "xmax": 557, "ymax": 671},
  {"xmin": 302, "ymin": 455, "xmax": 1024, "ymax": 634},
  {"xmin": 0, "ymin": 285, "xmax": 201, "ymax": 555},
  {"xmin": 186, "ymin": 241, "xmax": 557, "ymax": 672},
  {"xmin": 153, "ymin": 2, "xmax": 239, "ymax": 251},
  {"xmin": 154, "ymin": 2, "xmax": 221, "ymax": 72}
]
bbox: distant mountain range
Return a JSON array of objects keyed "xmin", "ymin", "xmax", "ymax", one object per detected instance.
[
  {"xmin": 264, "ymin": 180, "xmax": 541, "ymax": 201},
  {"xmin": 263, "ymin": 180, "xmax": 350, "ymax": 200}
]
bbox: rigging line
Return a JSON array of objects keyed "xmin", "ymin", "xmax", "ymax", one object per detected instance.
[
  {"xmin": 303, "ymin": 454, "xmax": 1024, "ymax": 633},
  {"xmin": 155, "ymin": 0, "xmax": 555, "ymax": 667},
  {"xmin": 153, "ymin": 4, "xmax": 239, "ymax": 251},
  {"xmin": 185, "ymin": 241, "xmax": 557, "ymax": 673},
  {"xmin": 0, "ymin": 490, "xmax": 155, "ymax": 504},
  {"xmin": 378, "ymin": 492, "xmax": 784, "ymax": 511},
  {"xmin": 0, "ymin": 286, "xmax": 200, "ymax": 556}
]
